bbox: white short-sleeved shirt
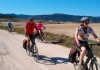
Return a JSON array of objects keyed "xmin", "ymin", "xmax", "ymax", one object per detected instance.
[{"xmin": 76, "ymin": 26, "xmax": 94, "ymax": 41}]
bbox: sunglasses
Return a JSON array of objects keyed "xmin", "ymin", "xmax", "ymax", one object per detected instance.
[
  {"xmin": 85, "ymin": 21, "xmax": 89, "ymax": 24},
  {"xmin": 85, "ymin": 23, "xmax": 89, "ymax": 24}
]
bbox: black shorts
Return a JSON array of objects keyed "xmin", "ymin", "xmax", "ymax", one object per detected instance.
[
  {"xmin": 8, "ymin": 26, "xmax": 11, "ymax": 29},
  {"xmin": 26, "ymin": 34, "xmax": 35, "ymax": 44},
  {"xmin": 26, "ymin": 33, "xmax": 39, "ymax": 43},
  {"xmin": 79, "ymin": 40, "xmax": 90, "ymax": 51}
]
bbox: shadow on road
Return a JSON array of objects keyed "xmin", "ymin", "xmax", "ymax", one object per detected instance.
[{"xmin": 36, "ymin": 55, "xmax": 68, "ymax": 65}]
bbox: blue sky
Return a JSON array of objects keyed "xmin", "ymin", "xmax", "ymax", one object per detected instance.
[{"xmin": 0, "ymin": 0, "xmax": 100, "ymax": 16}]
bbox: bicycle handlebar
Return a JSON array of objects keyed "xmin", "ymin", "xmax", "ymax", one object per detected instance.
[{"xmin": 89, "ymin": 43, "xmax": 100, "ymax": 48}]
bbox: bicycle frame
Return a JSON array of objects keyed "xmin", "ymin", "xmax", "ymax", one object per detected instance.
[
  {"xmin": 73, "ymin": 43, "xmax": 100, "ymax": 70},
  {"xmin": 8, "ymin": 27, "xmax": 12, "ymax": 33},
  {"xmin": 38, "ymin": 29, "xmax": 46, "ymax": 42},
  {"xmin": 30, "ymin": 35, "xmax": 39, "ymax": 60},
  {"xmin": 26, "ymin": 34, "xmax": 38, "ymax": 58},
  {"xmin": 86, "ymin": 43, "xmax": 100, "ymax": 69}
]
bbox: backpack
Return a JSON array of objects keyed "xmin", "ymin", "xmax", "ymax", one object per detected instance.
[
  {"xmin": 23, "ymin": 39, "xmax": 27, "ymax": 49},
  {"xmin": 68, "ymin": 48, "xmax": 80, "ymax": 63}
]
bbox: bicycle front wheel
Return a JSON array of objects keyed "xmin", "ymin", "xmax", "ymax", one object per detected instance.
[
  {"xmin": 89, "ymin": 62, "xmax": 98, "ymax": 70},
  {"xmin": 26, "ymin": 46, "xmax": 31, "ymax": 56},
  {"xmin": 32, "ymin": 45, "xmax": 39, "ymax": 61}
]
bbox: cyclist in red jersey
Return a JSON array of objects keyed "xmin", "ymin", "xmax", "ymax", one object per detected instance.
[{"xmin": 25, "ymin": 17, "xmax": 39, "ymax": 48}]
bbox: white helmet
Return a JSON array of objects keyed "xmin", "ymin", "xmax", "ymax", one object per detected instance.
[
  {"xmin": 81, "ymin": 17, "xmax": 90, "ymax": 22},
  {"xmin": 29, "ymin": 17, "xmax": 34, "ymax": 21}
]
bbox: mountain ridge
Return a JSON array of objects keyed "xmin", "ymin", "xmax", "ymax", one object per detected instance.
[{"xmin": 0, "ymin": 13, "xmax": 100, "ymax": 23}]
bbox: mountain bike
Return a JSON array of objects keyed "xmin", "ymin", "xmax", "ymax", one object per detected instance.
[
  {"xmin": 26, "ymin": 34, "xmax": 39, "ymax": 61},
  {"xmin": 73, "ymin": 43, "xmax": 100, "ymax": 70},
  {"xmin": 8, "ymin": 27, "xmax": 12, "ymax": 33},
  {"xmin": 38, "ymin": 29, "xmax": 46, "ymax": 42}
]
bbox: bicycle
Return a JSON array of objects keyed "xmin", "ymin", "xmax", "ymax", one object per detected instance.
[
  {"xmin": 73, "ymin": 43, "xmax": 100, "ymax": 70},
  {"xmin": 26, "ymin": 34, "xmax": 39, "ymax": 61},
  {"xmin": 38, "ymin": 29, "xmax": 46, "ymax": 42},
  {"xmin": 8, "ymin": 27, "xmax": 12, "ymax": 33}
]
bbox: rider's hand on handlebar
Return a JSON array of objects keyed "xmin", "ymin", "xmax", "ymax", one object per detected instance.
[
  {"xmin": 97, "ymin": 42, "xmax": 100, "ymax": 46},
  {"xmin": 77, "ymin": 43, "xmax": 81, "ymax": 48},
  {"xmin": 74, "ymin": 41, "xmax": 81, "ymax": 48},
  {"xmin": 25, "ymin": 34, "xmax": 28, "ymax": 37}
]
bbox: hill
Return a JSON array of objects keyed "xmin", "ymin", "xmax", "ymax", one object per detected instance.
[
  {"xmin": 0, "ymin": 14, "xmax": 17, "ymax": 18},
  {"xmin": 0, "ymin": 13, "xmax": 100, "ymax": 23}
]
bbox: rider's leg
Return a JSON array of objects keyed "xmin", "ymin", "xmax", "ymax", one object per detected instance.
[
  {"xmin": 9, "ymin": 26, "xmax": 11, "ymax": 31},
  {"xmin": 8, "ymin": 27, "xmax": 10, "ymax": 31},
  {"xmin": 38, "ymin": 30, "xmax": 42, "ymax": 41},
  {"xmin": 27, "ymin": 37, "xmax": 30, "ymax": 47},
  {"xmin": 78, "ymin": 46, "xmax": 86, "ymax": 70},
  {"xmin": 79, "ymin": 46, "xmax": 86, "ymax": 64},
  {"xmin": 10, "ymin": 27, "xmax": 12, "ymax": 32},
  {"xmin": 40, "ymin": 30, "xmax": 43, "ymax": 41}
]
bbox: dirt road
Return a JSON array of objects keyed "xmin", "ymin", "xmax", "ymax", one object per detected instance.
[{"xmin": 0, "ymin": 29, "xmax": 100, "ymax": 70}]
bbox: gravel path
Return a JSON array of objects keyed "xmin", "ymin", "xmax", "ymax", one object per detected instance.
[{"xmin": 0, "ymin": 29, "xmax": 100, "ymax": 70}]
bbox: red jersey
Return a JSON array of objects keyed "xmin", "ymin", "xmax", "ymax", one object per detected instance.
[{"xmin": 25, "ymin": 21, "xmax": 36, "ymax": 34}]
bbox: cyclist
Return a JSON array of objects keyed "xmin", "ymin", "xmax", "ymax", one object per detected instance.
[
  {"xmin": 36, "ymin": 21, "xmax": 46, "ymax": 41},
  {"xmin": 25, "ymin": 17, "xmax": 39, "ymax": 50},
  {"xmin": 8, "ymin": 21, "xmax": 13, "ymax": 32},
  {"xmin": 75, "ymin": 17, "xmax": 100, "ymax": 70}
]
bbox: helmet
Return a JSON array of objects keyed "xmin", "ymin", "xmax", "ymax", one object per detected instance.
[
  {"xmin": 29, "ymin": 17, "xmax": 34, "ymax": 21},
  {"xmin": 81, "ymin": 17, "xmax": 90, "ymax": 22}
]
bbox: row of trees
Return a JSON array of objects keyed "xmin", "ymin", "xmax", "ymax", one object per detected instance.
[{"xmin": 0, "ymin": 14, "xmax": 16, "ymax": 18}]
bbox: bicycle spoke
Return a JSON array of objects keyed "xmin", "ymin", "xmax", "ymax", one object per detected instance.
[
  {"xmin": 26, "ymin": 46, "xmax": 31, "ymax": 56},
  {"xmin": 32, "ymin": 45, "xmax": 39, "ymax": 61},
  {"xmin": 89, "ymin": 63, "xmax": 98, "ymax": 70}
]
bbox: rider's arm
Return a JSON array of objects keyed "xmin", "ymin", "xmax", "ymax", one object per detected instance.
[
  {"xmin": 89, "ymin": 27, "xmax": 100, "ymax": 43},
  {"xmin": 92, "ymin": 33, "xmax": 100, "ymax": 43},
  {"xmin": 25, "ymin": 22, "xmax": 28, "ymax": 35},
  {"xmin": 11, "ymin": 24, "xmax": 13, "ymax": 27},
  {"xmin": 43, "ymin": 25, "xmax": 46, "ymax": 29},
  {"xmin": 25, "ymin": 29, "xmax": 27, "ymax": 35},
  {"xmin": 75, "ymin": 28, "xmax": 79, "ymax": 43}
]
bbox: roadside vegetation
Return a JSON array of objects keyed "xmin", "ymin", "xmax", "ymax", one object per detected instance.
[{"xmin": 0, "ymin": 25, "xmax": 100, "ymax": 57}]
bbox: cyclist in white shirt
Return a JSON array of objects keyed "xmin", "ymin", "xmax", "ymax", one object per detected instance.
[{"xmin": 75, "ymin": 17, "xmax": 100, "ymax": 70}]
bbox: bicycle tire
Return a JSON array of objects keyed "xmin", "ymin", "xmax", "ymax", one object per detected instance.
[
  {"xmin": 31, "ymin": 45, "xmax": 39, "ymax": 61},
  {"xmin": 26, "ymin": 45, "xmax": 31, "ymax": 56},
  {"xmin": 43, "ymin": 33, "xmax": 46, "ymax": 41},
  {"xmin": 89, "ymin": 62, "xmax": 98, "ymax": 70},
  {"xmin": 40, "ymin": 32, "xmax": 46, "ymax": 41},
  {"xmin": 41, "ymin": 33, "xmax": 46, "ymax": 42},
  {"xmin": 8, "ymin": 28, "xmax": 12, "ymax": 33}
]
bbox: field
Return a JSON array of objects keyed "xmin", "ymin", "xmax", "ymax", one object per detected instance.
[
  {"xmin": 45, "ymin": 23, "xmax": 100, "ymax": 41},
  {"xmin": 0, "ymin": 20, "xmax": 100, "ymax": 40},
  {"xmin": 0, "ymin": 21, "xmax": 100, "ymax": 57}
]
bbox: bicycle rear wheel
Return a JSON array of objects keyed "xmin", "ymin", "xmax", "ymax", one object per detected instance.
[
  {"xmin": 32, "ymin": 45, "xmax": 39, "ymax": 61},
  {"xmin": 41, "ymin": 33, "xmax": 46, "ymax": 42},
  {"xmin": 89, "ymin": 62, "xmax": 98, "ymax": 70}
]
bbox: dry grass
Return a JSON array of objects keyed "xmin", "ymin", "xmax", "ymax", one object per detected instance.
[
  {"xmin": 1, "ymin": 20, "xmax": 100, "ymax": 57},
  {"xmin": 0, "ymin": 21, "xmax": 100, "ymax": 39},
  {"xmin": 45, "ymin": 23, "xmax": 100, "ymax": 40},
  {"xmin": 1, "ymin": 21, "xmax": 100, "ymax": 40}
]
